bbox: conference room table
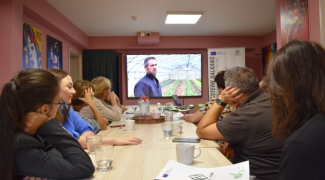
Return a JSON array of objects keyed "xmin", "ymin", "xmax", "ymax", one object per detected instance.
[{"xmin": 85, "ymin": 113, "xmax": 232, "ymax": 180}]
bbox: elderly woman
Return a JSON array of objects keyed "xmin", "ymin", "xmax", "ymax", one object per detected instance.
[
  {"xmin": 71, "ymin": 80, "xmax": 108, "ymax": 133},
  {"xmin": 80, "ymin": 77, "xmax": 123, "ymax": 123},
  {"xmin": 267, "ymin": 40, "xmax": 325, "ymax": 180}
]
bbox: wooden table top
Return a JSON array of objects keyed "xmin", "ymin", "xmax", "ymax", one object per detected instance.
[{"xmin": 85, "ymin": 115, "xmax": 231, "ymax": 180}]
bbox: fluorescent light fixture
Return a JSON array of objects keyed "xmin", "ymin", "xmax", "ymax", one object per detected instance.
[{"xmin": 165, "ymin": 11, "xmax": 203, "ymax": 24}]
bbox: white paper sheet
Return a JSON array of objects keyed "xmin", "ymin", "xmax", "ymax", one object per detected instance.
[{"xmin": 155, "ymin": 160, "xmax": 249, "ymax": 180}]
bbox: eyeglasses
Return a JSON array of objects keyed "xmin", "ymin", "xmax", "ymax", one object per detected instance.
[{"xmin": 49, "ymin": 99, "xmax": 66, "ymax": 108}]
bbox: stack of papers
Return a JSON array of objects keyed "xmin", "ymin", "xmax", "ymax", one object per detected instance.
[{"xmin": 155, "ymin": 160, "xmax": 249, "ymax": 180}]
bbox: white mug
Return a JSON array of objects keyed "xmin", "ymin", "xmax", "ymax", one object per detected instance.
[
  {"xmin": 122, "ymin": 120, "xmax": 135, "ymax": 131},
  {"xmin": 153, "ymin": 112, "xmax": 161, "ymax": 119},
  {"xmin": 172, "ymin": 121, "xmax": 183, "ymax": 134},
  {"xmin": 176, "ymin": 144, "xmax": 201, "ymax": 165}
]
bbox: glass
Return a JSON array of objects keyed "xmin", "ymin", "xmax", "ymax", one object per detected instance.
[
  {"xmin": 162, "ymin": 123, "xmax": 173, "ymax": 137},
  {"xmin": 95, "ymin": 145, "xmax": 114, "ymax": 171},
  {"xmin": 86, "ymin": 135, "xmax": 102, "ymax": 154},
  {"xmin": 49, "ymin": 99, "xmax": 66, "ymax": 108}
]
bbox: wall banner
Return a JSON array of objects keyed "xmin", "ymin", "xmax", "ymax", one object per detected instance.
[{"xmin": 207, "ymin": 47, "xmax": 245, "ymax": 98}]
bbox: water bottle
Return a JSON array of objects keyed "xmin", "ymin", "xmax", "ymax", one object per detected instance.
[{"xmin": 139, "ymin": 97, "xmax": 150, "ymax": 114}]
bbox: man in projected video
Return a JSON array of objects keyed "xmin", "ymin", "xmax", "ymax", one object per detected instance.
[{"xmin": 134, "ymin": 57, "xmax": 162, "ymax": 97}]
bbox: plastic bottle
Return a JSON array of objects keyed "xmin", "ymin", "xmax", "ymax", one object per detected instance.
[{"xmin": 139, "ymin": 96, "xmax": 150, "ymax": 114}]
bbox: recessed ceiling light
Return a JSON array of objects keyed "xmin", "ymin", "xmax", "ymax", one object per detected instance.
[{"xmin": 165, "ymin": 11, "xmax": 203, "ymax": 24}]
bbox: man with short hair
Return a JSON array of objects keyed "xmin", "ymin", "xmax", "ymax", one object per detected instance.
[
  {"xmin": 196, "ymin": 67, "xmax": 283, "ymax": 180},
  {"xmin": 134, "ymin": 57, "xmax": 162, "ymax": 97}
]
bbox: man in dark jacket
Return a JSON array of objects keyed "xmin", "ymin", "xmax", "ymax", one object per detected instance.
[{"xmin": 134, "ymin": 57, "xmax": 162, "ymax": 97}]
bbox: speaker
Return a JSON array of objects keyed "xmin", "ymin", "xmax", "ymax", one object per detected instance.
[{"xmin": 137, "ymin": 32, "xmax": 159, "ymax": 45}]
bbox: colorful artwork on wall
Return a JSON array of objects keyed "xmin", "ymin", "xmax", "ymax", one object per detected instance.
[
  {"xmin": 280, "ymin": 0, "xmax": 309, "ymax": 46},
  {"xmin": 262, "ymin": 43, "xmax": 277, "ymax": 76},
  {"xmin": 23, "ymin": 22, "xmax": 41, "ymax": 69},
  {"xmin": 47, "ymin": 35, "xmax": 62, "ymax": 69}
]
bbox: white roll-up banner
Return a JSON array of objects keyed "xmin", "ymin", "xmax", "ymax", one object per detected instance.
[{"xmin": 207, "ymin": 48, "xmax": 245, "ymax": 98}]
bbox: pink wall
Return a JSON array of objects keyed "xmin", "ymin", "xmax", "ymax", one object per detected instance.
[
  {"xmin": 89, "ymin": 36, "xmax": 264, "ymax": 107},
  {"xmin": 261, "ymin": 30, "xmax": 277, "ymax": 47},
  {"xmin": 0, "ymin": 0, "xmax": 88, "ymax": 88},
  {"xmin": 275, "ymin": 0, "xmax": 321, "ymax": 49}
]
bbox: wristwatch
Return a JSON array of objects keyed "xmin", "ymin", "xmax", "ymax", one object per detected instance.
[{"xmin": 216, "ymin": 98, "xmax": 227, "ymax": 107}]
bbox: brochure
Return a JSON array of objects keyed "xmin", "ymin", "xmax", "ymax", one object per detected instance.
[{"xmin": 155, "ymin": 160, "xmax": 249, "ymax": 180}]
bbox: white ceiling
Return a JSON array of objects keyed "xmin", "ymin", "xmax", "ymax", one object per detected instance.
[{"xmin": 46, "ymin": 0, "xmax": 276, "ymax": 37}]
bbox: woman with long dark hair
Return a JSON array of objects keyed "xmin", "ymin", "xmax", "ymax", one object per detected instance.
[
  {"xmin": 0, "ymin": 69, "xmax": 94, "ymax": 180},
  {"xmin": 268, "ymin": 40, "xmax": 325, "ymax": 180}
]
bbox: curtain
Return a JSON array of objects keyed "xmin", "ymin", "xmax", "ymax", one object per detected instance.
[{"xmin": 83, "ymin": 50, "xmax": 119, "ymax": 96}]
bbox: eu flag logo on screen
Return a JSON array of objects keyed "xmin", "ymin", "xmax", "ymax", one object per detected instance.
[{"xmin": 211, "ymin": 52, "xmax": 216, "ymax": 55}]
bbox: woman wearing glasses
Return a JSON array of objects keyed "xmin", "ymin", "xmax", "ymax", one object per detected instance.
[
  {"xmin": 0, "ymin": 69, "xmax": 94, "ymax": 180},
  {"xmin": 48, "ymin": 69, "xmax": 142, "ymax": 148}
]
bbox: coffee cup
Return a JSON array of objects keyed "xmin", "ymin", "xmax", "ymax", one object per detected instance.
[
  {"xmin": 153, "ymin": 112, "xmax": 161, "ymax": 119},
  {"xmin": 122, "ymin": 120, "xmax": 135, "ymax": 131},
  {"xmin": 172, "ymin": 121, "xmax": 183, "ymax": 134},
  {"xmin": 176, "ymin": 143, "xmax": 201, "ymax": 165}
]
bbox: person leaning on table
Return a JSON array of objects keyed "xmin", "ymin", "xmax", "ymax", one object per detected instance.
[
  {"xmin": 196, "ymin": 67, "xmax": 283, "ymax": 180},
  {"xmin": 181, "ymin": 70, "xmax": 236, "ymax": 124},
  {"xmin": 267, "ymin": 40, "xmax": 325, "ymax": 180},
  {"xmin": 0, "ymin": 69, "xmax": 94, "ymax": 180},
  {"xmin": 80, "ymin": 76, "xmax": 123, "ymax": 123},
  {"xmin": 48, "ymin": 69, "xmax": 142, "ymax": 147},
  {"xmin": 71, "ymin": 79, "xmax": 108, "ymax": 134}
]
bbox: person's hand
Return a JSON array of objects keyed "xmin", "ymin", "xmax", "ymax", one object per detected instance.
[
  {"xmin": 20, "ymin": 112, "xmax": 51, "ymax": 135},
  {"xmin": 78, "ymin": 86, "xmax": 94, "ymax": 106},
  {"xmin": 219, "ymin": 86, "xmax": 243, "ymax": 107},
  {"xmin": 114, "ymin": 136, "xmax": 142, "ymax": 145},
  {"xmin": 23, "ymin": 176, "xmax": 47, "ymax": 180},
  {"xmin": 106, "ymin": 91, "xmax": 118, "ymax": 105},
  {"xmin": 180, "ymin": 114, "xmax": 188, "ymax": 121}
]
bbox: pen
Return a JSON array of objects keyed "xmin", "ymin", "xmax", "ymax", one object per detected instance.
[{"xmin": 109, "ymin": 125, "xmax": 121, "ymax": 128}]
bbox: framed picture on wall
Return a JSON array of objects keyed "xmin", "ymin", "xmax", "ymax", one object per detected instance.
[
  {"xmin": 262, "ymin": 43, "xmax": 277, "ymax": 76},
  {"xmin": 280, "ymin": 0, "xmax": 309, "ymax": 45},
  {"xmin": 47, "ymin": 35, "xmax": 62, "ymax": 69},
  {"xmin": 23, "ymin": 22, "xmax": 42, "ymax": 69}
]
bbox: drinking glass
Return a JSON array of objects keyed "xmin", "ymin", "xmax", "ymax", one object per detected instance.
[
  {"xmin": 162, "ymin": 123, "xmax": 173, "ymax": 137},
  {"xmin": 95, "ymin": 145, "xmax": 114, "ymax": 171},
  {"xmin": 86, "ymin": 135, "xmax": 102, "ymax": 155}
]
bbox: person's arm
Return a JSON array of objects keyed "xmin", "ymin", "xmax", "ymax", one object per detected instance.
[
  {"xmin": 102, "ymin": 136, "xmax": 142, "ymax": 145},
  {"xmin": 196, "ymin": 87, "xmax": 243, "ymax": 141},
  {"xmin": 79, "ymin": 87, "xmax": 107, "ymax": 130},
  {"xmin": 15, "ymin": 118, "xmax": 94, "ymax": 179},
  {"xmin": 94, "ymin": 97, "xmax": 122, "ymax": 121},
  {"xmin": 181, "ymin": 111, "xmax": 204, "ymax": 123},
  {"xmin": 196, "ymin": 103, "xmax": 227, "ymax": 140}
]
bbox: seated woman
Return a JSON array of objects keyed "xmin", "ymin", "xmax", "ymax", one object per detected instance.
[
  {"xmin": 47, "ymin": 69, "xmax": 142, "ymax": 148},
  {"xmin": 71, "ymin": 80, "xmax": 107, "ymax": 133},
  {"xmin": 267, "ymin": 40, "xmax": 325, "ymax": 180},
  {"xmin": 80, "ymin": 76, "xmax": 122, "ymax": 123},
  {"xmin": 0, "ymin": 69, "xmax": 94, "ymax": 180},
  {"xmin": 181, "ymin": 70, "xmax": 236, "ymax": 123}
]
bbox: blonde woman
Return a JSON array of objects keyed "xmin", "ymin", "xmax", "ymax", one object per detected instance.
[{"xmin": 80, "ymin": 77, "xmax": 122, "ymax": 123}]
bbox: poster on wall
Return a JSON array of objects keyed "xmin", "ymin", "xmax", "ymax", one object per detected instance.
[
  {"xmin": 207, "ymin": 48, "xmax": 245, "ymax": 98},
  {"xmin": 280, "ymin": 0, "xmax": 309, "ymax": 45},
  {"xmin": 47, "ymin": 35, "xmax": 63, "ymax": 69},
  {"xmin": 262, "ymin": 43, "xmax": 277, "ymax": 76},
  {"xmin": 23, "ymin": 22, "xmax": 41, "ymax": 69}
]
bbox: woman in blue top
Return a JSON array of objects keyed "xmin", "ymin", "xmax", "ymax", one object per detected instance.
[{"xmin": 48, "ymin": 69, "xmax": 142, "ymax": 148}]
